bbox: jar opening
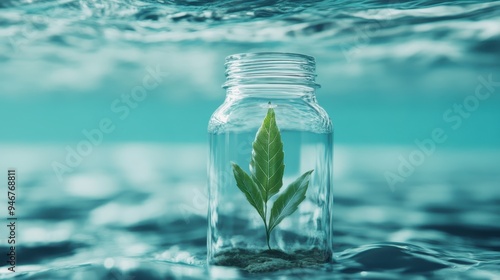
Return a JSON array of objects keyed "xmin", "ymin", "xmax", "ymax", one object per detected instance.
[{"xmin": 223, "ymin": 52, "xmax": 320, "ymax": 90}]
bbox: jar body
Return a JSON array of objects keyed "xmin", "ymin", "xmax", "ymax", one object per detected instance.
[{"xmin": 207, "ymin": 53, "xmax": 333, "ymax": 271}]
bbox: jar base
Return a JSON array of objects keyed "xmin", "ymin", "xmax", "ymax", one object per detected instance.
[{"xmin": 210, "ymin": 247, "xmax": 332, "ymax": 273}]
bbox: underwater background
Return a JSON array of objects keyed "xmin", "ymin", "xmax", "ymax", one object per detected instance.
[{"xmin": 0, "ymin": 0, "xmax": 499, "ymax": 279}]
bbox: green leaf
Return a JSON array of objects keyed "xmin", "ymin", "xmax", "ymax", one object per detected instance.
[
  {"xmin": 268, "ymin": 170, "xmax": 313, "ymax": 232},
  {"xmin": 230, "ymin": 105, "xmax": 314, "ymax": 249},
  {"xmin": 250, "ymin": 107, "xmax": 285, "ymax": 202},
  {"xmin": 231, "ymin": 162, "xmax": 265, "ymax": 222}
]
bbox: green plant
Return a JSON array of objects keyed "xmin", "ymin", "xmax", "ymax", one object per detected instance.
[{"xmin": 231, "ymin": 106, "xmax": 313, "ymax": 250}]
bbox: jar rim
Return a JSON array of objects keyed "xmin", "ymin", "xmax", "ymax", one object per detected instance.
[
  {"xmin": 223, "ymin": 52, "xmax": 319, "ymax": 89},
  {"xmin": 225, "ymin": 52, "xmax": 316, "ymax": 63}
]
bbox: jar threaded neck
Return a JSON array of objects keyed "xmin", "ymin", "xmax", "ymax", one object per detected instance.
[{"xmin": 223, "ymin": 52, "xmax": 320, "ymax": 90}]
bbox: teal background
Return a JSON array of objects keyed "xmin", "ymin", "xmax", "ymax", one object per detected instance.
[{"xmin": 1, "ymin": 47, "xmax": 499, "ymax": 147}]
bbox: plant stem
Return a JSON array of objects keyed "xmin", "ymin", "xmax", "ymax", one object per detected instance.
[
  {"xmin": 264, "ymin": 201, "xmax": 271, "ymax": 250},
  {"xmin": 265, "ymin": 228, "xmax": 271, "ymax": 250}
]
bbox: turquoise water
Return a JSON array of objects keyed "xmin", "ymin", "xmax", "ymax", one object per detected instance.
[
  {"xmin": 0, "ymin": 145, "xmax": 499, "ymax": 279},
  {"xmin": 0, "ymin": 0, "xmax": 499, "ymax": 279}
]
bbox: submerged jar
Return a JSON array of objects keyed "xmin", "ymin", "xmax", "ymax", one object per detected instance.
[{"xmin": 207, "ymin": 52, "xmax": 333, "ymax": 272}]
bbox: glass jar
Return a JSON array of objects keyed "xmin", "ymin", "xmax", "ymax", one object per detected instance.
[{"xmin": 207, "ymin": 52, "xmax": 333, "ymax": 273}]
